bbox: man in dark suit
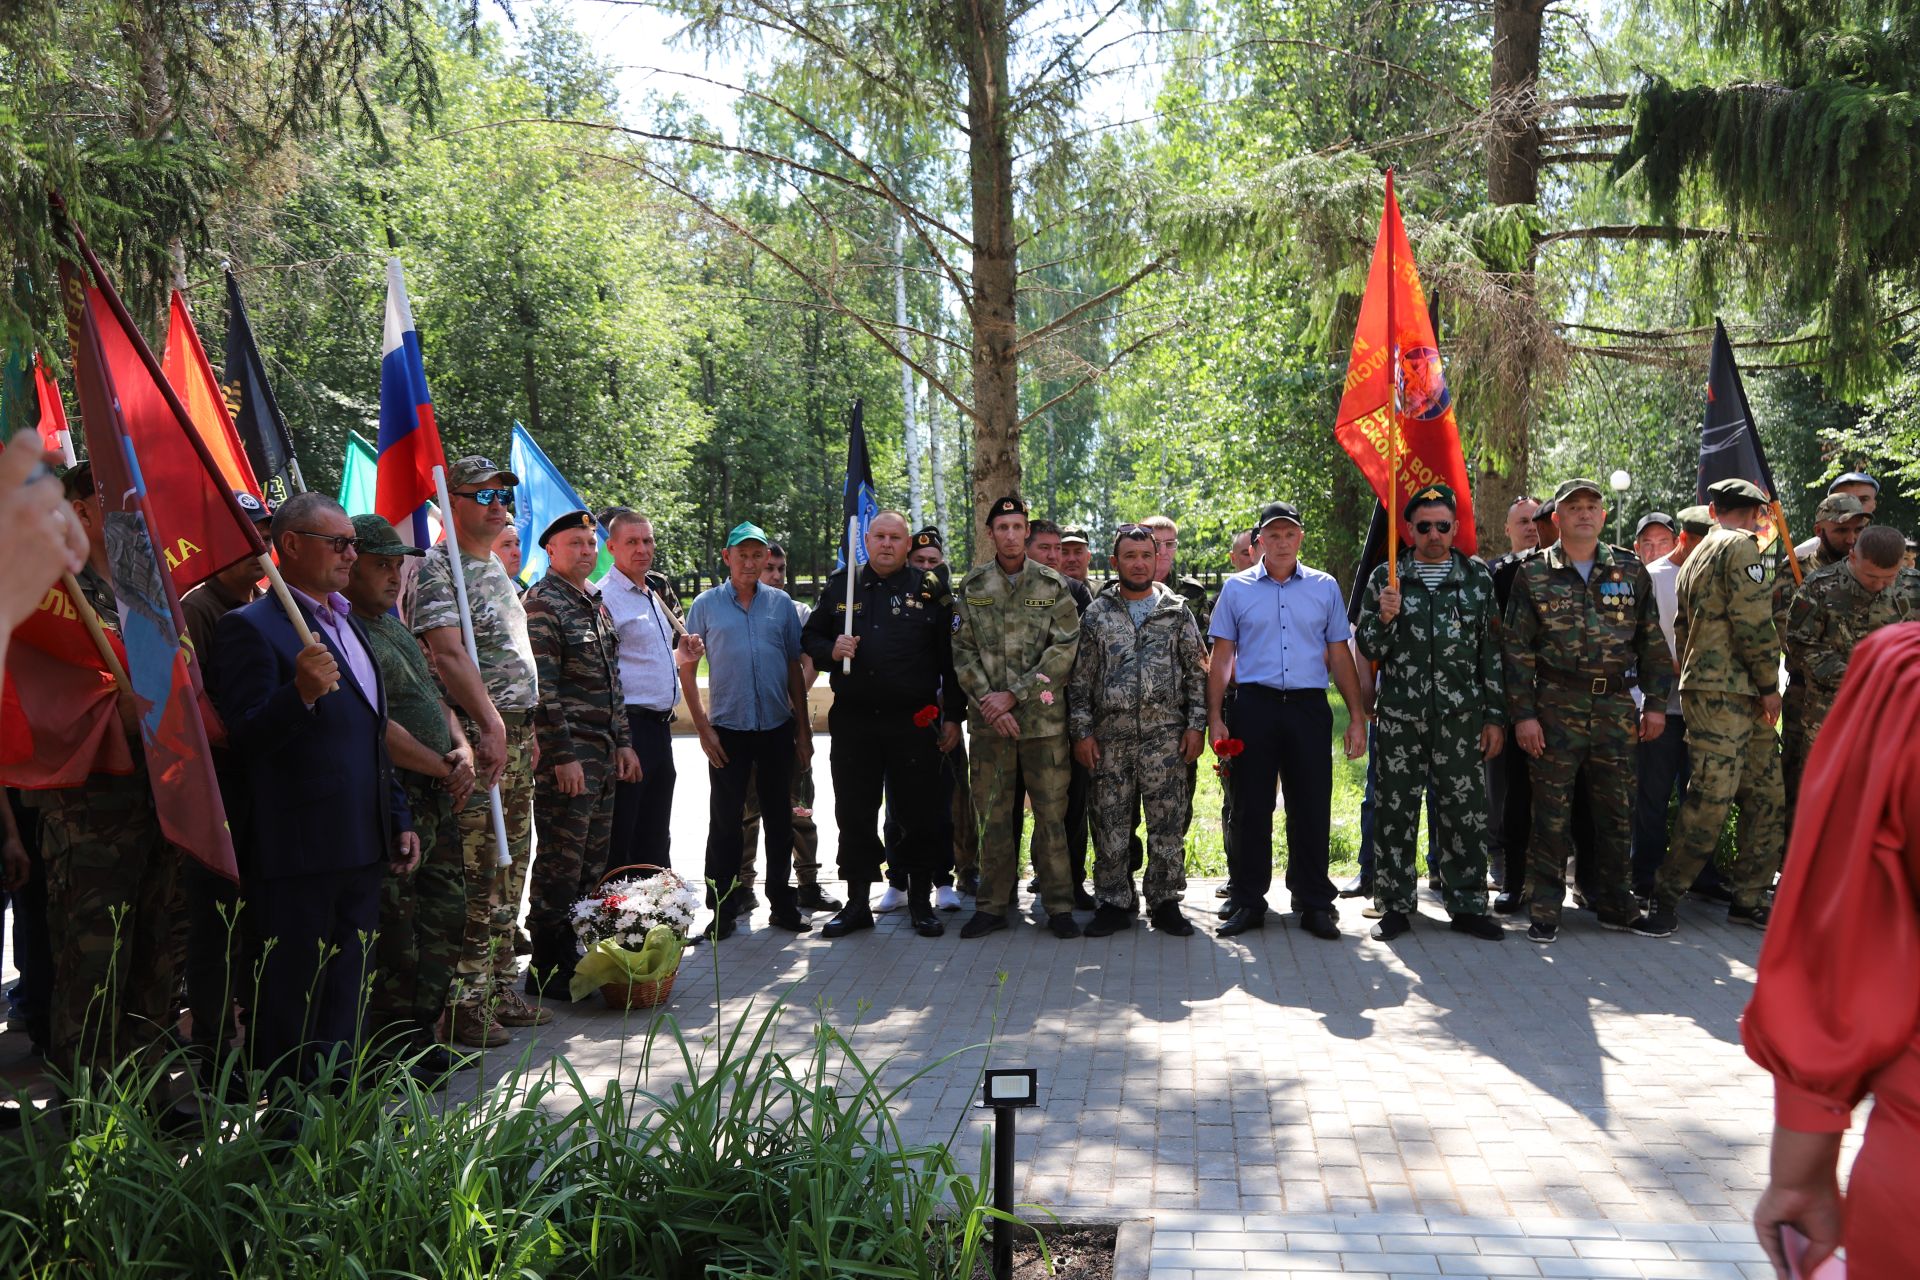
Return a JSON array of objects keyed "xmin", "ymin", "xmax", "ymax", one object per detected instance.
[{"xmin": 211, "ymin": 493, "xmax": 418, "ymax": 1096}]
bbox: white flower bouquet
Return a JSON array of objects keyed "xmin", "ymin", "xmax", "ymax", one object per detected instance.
[{"xmin": 571, "ymin": 868, "xmax": 703, "ymax": 950}]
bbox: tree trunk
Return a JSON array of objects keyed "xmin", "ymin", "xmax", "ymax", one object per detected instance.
[
  {"xmin": 523, "ymin": 348, "xmax": 543, "ymax": 439},
  {"xmin": 1480, "ymin": 0, "xmax": 1548, "ymax": 545},
  {"xmin": 896, "ymin": 218, "xmax": 924, "ymax": 528},
  {"xmin": 963, "ymin": 0, "xmax": 1018, "ymax": 562},
  {"xmin": 928, "ymin": 338, "xmax": 949, "ymax": 533}
]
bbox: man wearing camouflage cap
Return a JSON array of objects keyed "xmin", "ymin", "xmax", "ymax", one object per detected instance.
[
  {"xmin": 346, "ymin": 514, "xmax": 476, "ymax": 1074},
  {"xmin": 412, "ymin": 455, "xmax": 550, "ymax": 1044},
  {"xmin": 1643, "ymin": 478, "xmax": 1786, "ymax": 935},
  {"xmin": 523, "ymin": 511, "xmax": 641, "ymax": 996},
  {"xmin": 1503, "ymin": 478, "xmax": 1670, "ymax": 943},
  {"xmin": 1356, "ymin": 484, "xmax": 1506, "ymax": 942},
  {"xmin": 952, "ymin": 495, "xmax": 1084, "ymax": 939}
]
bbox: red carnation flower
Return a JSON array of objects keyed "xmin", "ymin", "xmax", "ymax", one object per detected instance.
[
  {"xmin": 913, "ymin": 704, "xmax": 941, "ymax": 728},
  {"xmin": 1212, "ymin": 737, "xmax": 1245, "ymax": 758}
]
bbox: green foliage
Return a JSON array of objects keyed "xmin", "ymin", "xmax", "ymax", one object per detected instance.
[{"xmin": 2, "ymin": 999, "xmax": 1013, "ymax": 1277}]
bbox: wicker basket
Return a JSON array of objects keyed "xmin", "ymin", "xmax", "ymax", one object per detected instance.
[{"xmin": 592, "ymin": 863, "xmax": 684, "ymax": 1011}]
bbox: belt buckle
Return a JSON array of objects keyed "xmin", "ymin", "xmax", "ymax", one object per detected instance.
[{"xmin": 1590, "ymin": 677, "xmax": 1609, "ymax": 696}]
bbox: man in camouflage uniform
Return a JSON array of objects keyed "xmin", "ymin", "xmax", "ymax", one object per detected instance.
[
  {"xmin": 524, "ymin": 511, "xmax": 641, "ymax": 997},
  {"xmin": 1775, "ymin": 491, "xmax": 1869, "ymax": 827},
  {"xmin": 1504, "ymin": 478, "xmax": 1670, "ymax": 944},
  {"xmin": 953, "ymin": 495, "xmax": 1083, "ymax": 939},
  {"xmin": 1069, "ymin": 525, "xmax": 1208, "ymax": 938},
  {"xmin": 1644, "ymin": 478, "xmax": 1786, "ymax": 935},
  {"xmin": 33, "ymin": 463, "xmax": 178, "ymax": 1077},
  {"xmin": 346, "ymin": 515, "xmax": 475, "ymax": 1070},
  {"xmin": 413, "ymin": 455, "xmax": 548, "ymax": 1045},
  {"xmin": 1784, "ymin": 525, "xmax": 1920, "ymax": 800},
  {"xmin": 1356, "ymin": 485, "xmax": 1506, "ymax": 942}
]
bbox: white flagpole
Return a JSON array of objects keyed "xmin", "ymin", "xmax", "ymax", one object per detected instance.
[
  {"xmin": 842, "ymin": 514, "xmax": 859, "ymax": 674},
  {"xmin": 433, "ymin": 464, "xmax": 514, "ymax": 870}
]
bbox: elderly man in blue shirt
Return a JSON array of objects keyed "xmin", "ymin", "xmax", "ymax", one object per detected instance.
[
  {"xmin": 1207, "ymin": 501, "xmax": 1370, "ymax": 939},
  {"xmin": 679, "ymin": 521, "xmax": 815, "ymax": 940}
]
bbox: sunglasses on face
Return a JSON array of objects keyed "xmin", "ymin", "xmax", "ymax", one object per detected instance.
[
  {"xmin": 1415, "ymin": 520, "xmax": 1454, "ymax": 535},
  {"xmin": 456, "ymin": 488, "xmax": 513, "ymax": 507},
  {"xmin": 288, "ymin": 529, "xmax": 359, "ymax": 554}
]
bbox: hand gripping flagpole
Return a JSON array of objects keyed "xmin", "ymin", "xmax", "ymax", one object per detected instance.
[
  {"xmin": 434, "ymin": 464, "xmax": 514, "ymax": 871},
  {"xmin": 842, "ymin": 514, "xmax": 859, "ymax": 674}
]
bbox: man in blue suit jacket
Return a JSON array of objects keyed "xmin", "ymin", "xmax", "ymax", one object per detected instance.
[{"xmin": 211, "ymin": 493, "xmax": 418, "ymax": 1095}]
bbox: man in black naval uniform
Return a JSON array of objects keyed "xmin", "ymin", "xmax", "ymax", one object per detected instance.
[{"xmin": 802, "ymin": 510, "xmax": 961, "ymax": 939}]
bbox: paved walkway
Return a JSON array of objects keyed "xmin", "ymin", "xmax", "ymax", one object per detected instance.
[{"xmin": 6, "ymin": 735, "xmax": 1844, "ymax": 1277}]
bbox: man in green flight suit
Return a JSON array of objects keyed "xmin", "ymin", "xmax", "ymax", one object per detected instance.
[
  {"xmin": 1355, "ymin": 484, "xmax": 1506, "ymax": 942},
  {"xmin": 1643, "ymin": 478, "xmax": 1786, "ymax": 935},
  {"xmin": 952, "ymin": 495, "xmax": 1083, "ymax": 939}
]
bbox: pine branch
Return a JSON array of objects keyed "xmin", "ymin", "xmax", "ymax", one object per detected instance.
[
  {"xmin": 1016, "ymin": 322, "xmax": 1181, "ymax": 430},
  {"xmin": 1540, "ymin": 151, "xmax": 1623, "ymax": 165},
  {"xmin": 1536, "ymin": 224, "xmax": 1761, "ymax": 244},
  {"xmin": 1543, "ymin": 93, "xmax": 1627, "ymax": 110},
  {"xmin": 1011, "ymin": 260, "xmax": 1165, "ymax": 358}
]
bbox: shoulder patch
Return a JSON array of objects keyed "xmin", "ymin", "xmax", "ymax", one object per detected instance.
[{"xmin": 1745, "ymin": 563, "xmax": 1767, "ymax": 585}]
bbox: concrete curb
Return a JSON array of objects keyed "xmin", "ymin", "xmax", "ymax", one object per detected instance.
[{"xmin": 1112, "ymin": 1216, "xmax": 1153, "ymax": 1279}]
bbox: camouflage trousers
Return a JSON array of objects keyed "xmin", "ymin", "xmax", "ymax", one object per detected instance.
[
  {"xmin": 950, "ymin": 736, "xmax": 979, "ymax": 873},
  {"xmin": 1087, "ymin": 726, "xmax": 1190, "ymax": 911},
  {"xmin": 39, "ymin": 779, "xmax": 181, "ymax": 1075},
  {"xmin": 371, "ymin": 774, "xmax": 464, "ymax": 1047},
  {"xmin": 454, "ymin": 716, "xmax": 534, "ymax": 1003},
  {"xmin": 743, "ymin": 759, "xmax": 822, "ymax": 887},
  {"xmin": 971, "ymin": 725, "xmax": 1074, "ymax": 915},
  {"xmin": 1525, "ymin": 689, "xmax": 1638, "ymax": 927},
  {"xmin": 1655, "ymin": 689, "xmax": 1784, "ymax": 912},
  {"xmin": 1372, "ymin": 707, "xmax": 1492, "ymax": 918},
  {"xmin": 528, "ymin": 735, "xmax": 618, "ymax": 980}
]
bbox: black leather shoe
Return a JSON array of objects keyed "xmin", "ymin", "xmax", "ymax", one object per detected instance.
[
  {"xmin": 729, "ymin": 889, "xmax": 760, "ymax": 918},
  {"xmin": 698, "ymin": 914, "xmax": 737, "ymax": 943},
  {"xmin": 1370, "ymin": 909, "xmax": 1412, "ymax": 941},
  {"xmin": 797, "ymin": 884, "xmax": 843, "ymax": 913},
  {"xmin": 1216, "ymin": 906, "xmax": 1265, "ymax": 937},
  {"xmin": 768, "ymin": 906, "xmax": 812, "ymax": 933},
  {"xmin": 960, "ymin": 911, "xmax": 1007, "ymax": 939},
  {"xmin": 1073, "ymin": 884, "xmax": 1097, "ymax": 910},
  {"xmin": 1450, "ymin": 913, "xmax": 1504, "ymax": 941},
  {"xmin": 821, "ymin": 906, "xmax": 875, "ymax": 938},
  {"xmin": 1337, "ymin": 875, "xmax": 1373, "ymax": 899},
  {"xmin": 1048, "ymin": 913, "xmax": 1082, "ymax": 939},
  {"xmin": 1083, "ymin": 904, "xmax": 1134, "ymax": 937},
  {"xmin": 1217, "ymin": 899, "xmax": 1236, "ymax": 919},
  {"xmin": 1150, "ymin": 902, "xmax": 1194, "ymax": 936},
  {"xmin": 1214, "ymin": 882, "xmax": 1233, "ymax": 898},
  {"xmin": 908, "ymin": 904, "xmax": 945, "ymax": 938},
  {"xmin": 524, "ymin": 965, "xmax": 574, "ymax": 1001},
  {"xmin": 1298, "ymin": 907, "xmax": 1341, "ymax": 940},
  {"xmin": 1492, "ymin": 892, "xmax": 1523, "ymax": 915}
]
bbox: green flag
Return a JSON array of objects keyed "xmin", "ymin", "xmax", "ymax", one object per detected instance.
[{"xmin": 339, "ymin": 430, "xmax": 379, "ymax": 516}]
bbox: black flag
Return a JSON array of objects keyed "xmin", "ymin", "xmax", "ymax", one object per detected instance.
[
  {"xmin": 1697, "ymin": 317, "xmax": 1778, "ymax": 503},
  {"xmin": 222, "ymin": 268, "xmax": 303, "ymax": 503},
  {"xmin": 1347, "ymin": 500, "xmax": 1391, "ymax": 627},
  {"xmin": 839, "ymin": 397, "xmax": 878, "ymax": 570}
]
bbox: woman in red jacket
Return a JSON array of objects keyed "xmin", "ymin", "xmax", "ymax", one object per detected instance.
[{"xmin": 1745, "ymin": 622, "xmax": 1920, "ymax": 1279}]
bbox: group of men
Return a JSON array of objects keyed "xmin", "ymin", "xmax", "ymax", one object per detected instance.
[{"xmin": 6, "ymin": 445, "xmax": 1913, "ymax": 1111}]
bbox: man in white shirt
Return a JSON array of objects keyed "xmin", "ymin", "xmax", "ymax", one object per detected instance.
[
  {"xmin": 1630, "ymin": 505, "xmax": 1711, "ymax": 898},
  {"xmin": 598, "ymin": 508, "xmax": 683, "ymax": 870}
]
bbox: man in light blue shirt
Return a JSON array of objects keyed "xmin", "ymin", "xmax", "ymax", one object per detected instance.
[
  {"xmin": 679, "ymin": 521, "xmax": 814, "ymax": 939},
  {"xmin": 1207, "ymin": 501, "xmax": 1370, "ymax": 939}
]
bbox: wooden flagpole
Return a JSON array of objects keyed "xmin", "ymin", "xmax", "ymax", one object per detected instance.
[{"xmin": 1384, "ymin": 168, "xmax": 1400, "ymax": 592}]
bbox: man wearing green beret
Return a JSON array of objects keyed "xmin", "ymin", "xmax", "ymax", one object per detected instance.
[
  {"xmin": 1643, "ymin": 478, "xmax": 1786, "ymax": 934},
  {"xmin": 523, "ymin": 511, "xmax": 642, "ymax": 996}
]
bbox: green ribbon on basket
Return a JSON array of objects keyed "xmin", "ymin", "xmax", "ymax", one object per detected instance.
[{"xmin": 568, "ymin": 926, "xmax": 686, "ymax": 1003}]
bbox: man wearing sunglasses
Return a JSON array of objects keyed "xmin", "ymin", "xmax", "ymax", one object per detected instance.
[
  {"xmin": 1356, "ymin": 485, "xmax": 1505, "ymax": 942},
  {"xmin": 411, "ymin": 455, "xmax": 548, "ymax": 1045}
]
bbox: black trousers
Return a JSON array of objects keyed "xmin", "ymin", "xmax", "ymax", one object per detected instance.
[
  {"xmin": 611, "ymin": 710, "xmax": 676, "ymax": 872},
  {"xmin": 5, "ymin": 789, "xmax": 51, "ymax": 1051},
  {"xmin": 704, "ymin": 722, "xmax": 797, "ymax": 914},
  {"xmin": 1225, "ymin": 685, "xmax": 1336, "ymax": 914},
  {"xmin": 182, "ymin": 858, "xmax": 245, "ymax": 1060},
  {"xmin": 1496, "ymin": 736, "xmax": 1532, "ymax": 897},
  {"xmin": 248, "ymin": 862, "xmax": 382, "ymax": 1093},
  {"xmin": 832, "ymin": 706, "xmax": 941, "ymax": 891},
  {"xmin": 884, "ymin": 743, "xmax": 962, "ymax": 889}
]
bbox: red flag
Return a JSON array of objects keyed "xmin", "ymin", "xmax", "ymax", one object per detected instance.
[
  {"xmin": 1333, "ymin": 172, "xmax": 1478, "ymax": 556},
  {"xmin": 60, "ymin": 231, "xmax": 240, "ymax": 881},
  {"xmin": 0, "ymin": 578, "xmax": 135, "ymax": 789},
  {"xmin": 161, "ymin": 290, "xmax": 263, "ymax": 501},
  {"xmin": 32, "ymin": 353, "xmax": 75, "ymax": 464}
]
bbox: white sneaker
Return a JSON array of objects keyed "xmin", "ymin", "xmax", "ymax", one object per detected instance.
[
  {"xmin": 934, "ymin": 885, "xmax": 963, "ymax": 912},
  {"xmin": 873, "ymin": 885, "xmax": 909, "ymax": 913}
]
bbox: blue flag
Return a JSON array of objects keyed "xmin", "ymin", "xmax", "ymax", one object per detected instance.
[
  {"xmin": 510, "ymin": 421, "xmax": 609, "ymax": 584},
  {"xmin": 840, "ymin": 398, "xmax": 879, "ymax": 570}
]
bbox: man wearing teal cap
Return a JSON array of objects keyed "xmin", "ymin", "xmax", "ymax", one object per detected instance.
[{"xmin": 679, "ymin": 520, "xmax": 816, "ymax": 939}]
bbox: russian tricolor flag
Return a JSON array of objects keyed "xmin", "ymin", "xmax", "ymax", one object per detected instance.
[{"xmin": 377, "ymin": 257, "xmax": 445, "ymax": 545}]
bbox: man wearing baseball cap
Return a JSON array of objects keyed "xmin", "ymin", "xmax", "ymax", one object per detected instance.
[
  {"xmin": 1633, "ymin": 512, "xmax": 1676, "ymax": 567},
  {"xmin": 1644, "ymin": 477, "xmax": 1786, "ymax": 935},
  {"xmin": 1207, "ymin": 500, "xmax": 1369, "ymax": 940}
]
